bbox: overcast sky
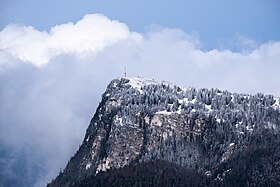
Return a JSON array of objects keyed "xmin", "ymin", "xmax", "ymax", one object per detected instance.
[{"xmin": 0, "ymin": 1, "xmax": 280, "ymax": 186}]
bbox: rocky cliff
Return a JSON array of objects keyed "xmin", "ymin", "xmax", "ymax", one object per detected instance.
[{"xmin": 48, "ymin": 77, "xmax": 280, "ymax": 186}]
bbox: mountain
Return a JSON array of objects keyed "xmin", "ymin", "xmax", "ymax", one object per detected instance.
[{"xmin": 48, "ymin": 77, "xmax": 280, "ymax": 187}]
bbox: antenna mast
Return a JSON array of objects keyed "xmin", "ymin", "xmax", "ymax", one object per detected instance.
[{"xmin": 124, "ymin": 67, "xmax": 127, "ymax": 77}]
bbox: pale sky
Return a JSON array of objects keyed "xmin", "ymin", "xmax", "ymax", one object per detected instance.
[{"xmin": 1, "ymin": 0, "xmax": 280, "ymax": 49}]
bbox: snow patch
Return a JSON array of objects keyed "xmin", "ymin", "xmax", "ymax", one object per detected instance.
[
  {"xmin": 273, "ymin": 97, "xmax": 280, "ymax": 109},
  {"xmin": 246, "ymin": 126, "xmax": 253, "ymax": 131},
  {"xmin": 191, "ymin": 109, "xmax": 196, "ymax": 113},
  {"xmin": 205, "ymin": 104, "xmax": 212, "ymax": 110},
  {"xmin": 205, "ymin": 171, "xmax": 212, "ymax": 177},
  {"xmin": 156, "ymin": 110, "xmax": 172, "ymax": 115},
  {"xmin": 96, "ymin": 157, "xmax": 111, "ymax": 174},
  {"xmin": 125, "ymin": 77, "xmax": 159, "ymax": 93},
  {"xmin": 177, "ymin": 105, "xmax": 182, "ymax": 114},
  {"xmin": 115, "ymin": 116, "xmax": 123, "ymax": 126},
  {"xmin": 178, "ymin": 98, "xmax": 196, "ymax": 105},
  {"xmin": 235, "ymin": 121, "xmax": 242, "ymax": 128},
  {"xmin": 151, "ymin": 115, "xmax": 162, "ymax": 126},
  {"xmin": 162, "ymin": 132, "xmax": 169, "ymax": 141},
  {"xmin": 86, "ymin": 162, "xmax": 91, "ymax": 170},
  {"xmin": 113, "ymin": 82, "xmax": 118, "ymax": 87}
]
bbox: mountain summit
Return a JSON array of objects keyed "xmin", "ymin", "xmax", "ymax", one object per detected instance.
[{"xmin": 48, "ymin": 77, "xmax": 280, "ymax": 187}]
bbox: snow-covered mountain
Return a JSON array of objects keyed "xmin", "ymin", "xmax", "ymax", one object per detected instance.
[{"xmin": 48, "ymin": 77, "xmax": 280, "ymax": 186}]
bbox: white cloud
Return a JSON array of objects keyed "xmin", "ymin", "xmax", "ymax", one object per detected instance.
[
  {"xmin": 0, "ymin": 14, "xmax": 280, "ymax": 186},
  {"xmin": 0, "ymin": 14, "xmax": 141, "ymax": 66}
]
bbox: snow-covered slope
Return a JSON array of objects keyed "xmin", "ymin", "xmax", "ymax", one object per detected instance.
[{"xmin": 48, "ymin": 77, "xmax": 280, "ymax": 187}]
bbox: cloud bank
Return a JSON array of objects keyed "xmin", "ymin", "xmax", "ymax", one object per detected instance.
[
  {"xmin": 0, "ymin": 14, "xmax": 141, "ymax": 66},
  {"xmin": 0, "ymin": 14, "xmax": 280, "ymax": 186}
]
